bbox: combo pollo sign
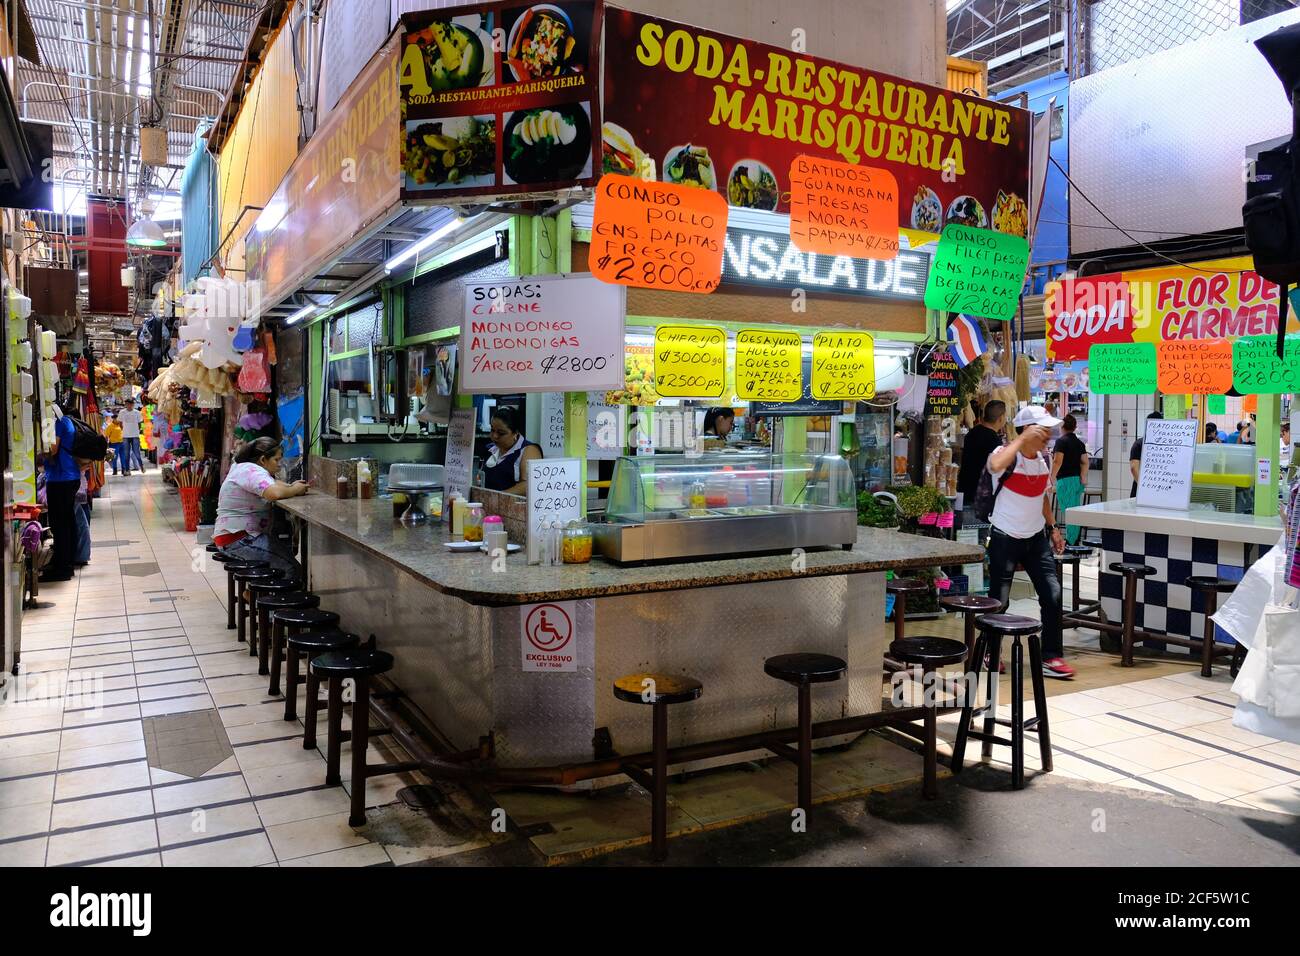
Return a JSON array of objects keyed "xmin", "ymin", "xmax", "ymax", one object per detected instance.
[{"xmin": 1045, "ymin": 257, "xmax": 1298, "ymax": 361}]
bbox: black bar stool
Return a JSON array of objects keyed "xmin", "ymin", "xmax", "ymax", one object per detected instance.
[
  {"xmin": 613, "ymin": 672, "xmax": 703, "ymax": 862},
  {"xmin": 246, "ymin": 578, "xmax": 303, "ymax": 663},
  {"xmin": 231, "ymin": 566, "xmax": 281, "ymax": 644},
  {"xmin": 1109, "ymin": 562, "xmax": 1155, "ymax": 666},
  {"xmin": 951, "ymin": 613, "xmax": 1053, "ymax": 790},
  {"xmin": 268, "ymin": 607, "xmax": 341, "ymax": 692},
  {"xmin": 223, "ymin": 560, "xmax": 268, "ymax": 631},
  {"xmin": 1055, "ymin": 544, "xmax": 1094, "ymax": 616},
  {"xmin": 1232, "ymin": 644, "xmax": 1248, "ymax": 677},
  {"xmin": 939, "ymin": 595, "xmax": 1001, "ymax": 662},
  {"xmin": 205, "ymin": 543, "xmax": 221, "ymax": 553},
  {"xmin": 287, "ymin": 629, "xmax": 358, "ymax": 731},
  {"xmin": 888, "ymin": 637, "xmax": 967, "ymax": 798},
  {"xmin": 256, "ymin": 591, "xmax": 321, "ymax": 686},
  {"xmin": 885, "ymin": 577, "xmax": 930, "ymax": 674},
  {"xmin": 762, "ymin": 653, "xmax": 846, "ymax": 815},
  {"xmin": 1185, "ymin": 575, "xmax": 1236, "ymax": 677},
  {"xmin": 311, "ymin": 643, "xmax": 396, "ymax": 825}
]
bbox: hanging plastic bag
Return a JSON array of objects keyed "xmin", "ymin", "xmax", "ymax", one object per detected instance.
[{"xmin": 237, "ymin": 347, "xmax": 271, "ymax": 393}]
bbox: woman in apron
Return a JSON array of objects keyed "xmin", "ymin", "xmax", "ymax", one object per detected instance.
[{"xmin": 483, "ymin": 405, "xmax": 542, "ymax": 495}]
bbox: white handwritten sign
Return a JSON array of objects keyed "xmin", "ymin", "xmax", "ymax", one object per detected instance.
[
  {"xmin": 525, "ymin": 457, "xmax": 582, "ymax": 565},
  {"xmin": 443, "ymin": 407, "xmax": 475, "ymax": 502},
  {"xmin": 1136, "ymin": 419, "xmax": 1197, "ymax": 512},
  {"xmin": 460, "ymin": 274, "xmax": 625, "ymax": 393},
  {"xmin": 540, "ymin": 392, "xmax": 566, "ymax": 457},
  {"xmin": 586, "ymin": 391, "xmax": 625, "ymax": 461}
]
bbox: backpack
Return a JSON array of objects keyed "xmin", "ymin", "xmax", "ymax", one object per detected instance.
[
  {"xmin": 973, "ymin": 450, "xmax": 1046, "ymax": 523},
  {"xmin": 65, "ymin": 416, "xmax": 108, "ymax": 462}
]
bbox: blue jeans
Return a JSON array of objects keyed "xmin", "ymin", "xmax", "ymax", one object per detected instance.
[
  {"xmin": 110, "ymin": 442, "xmax": 122, "ymax": 473},
  {"xmin": 986, "ymin": 526, "xmax": 1064, "ymax": 658},
  {"xmin": 121, "ymin": 436, "xmax": 143, "ymax": 472}
]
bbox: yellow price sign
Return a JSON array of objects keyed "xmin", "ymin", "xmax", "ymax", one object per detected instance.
[
  {"xmin": 735, "ymin": 329, "xmax": 803, "ymax": 402},
  {"xmin": 654, "ymin": 325, "xmax": 726, "ymax": 398},
  {"xmin": 811, "ymin": 331, "xmax": 875, "ymax": 400}
]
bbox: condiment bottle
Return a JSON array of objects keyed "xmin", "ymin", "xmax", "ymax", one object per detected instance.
[
  {"xmin": 562, "ymin": 520, "xmax": 593, "ymax": 564},
  {"xmin": 483, "ymin": 515, "xmax": 507, "ymax": 555},
  {"xmin": 357, "ymin": 461, "xmax": 373, "ymax": 499},
  {"xmin": 336, "ymin": 473, "xmax": 349, "ymax": 498},
  {"xmin": 688, "ymin": 479, "xmax": 706, "ymax": 510},
  {"xmin": 392, "ymin": 492, "xmax": 407, "ymax": 520},
  {"xmin": 449, "ymin": 494, "xmax": 465, "ymax": 539},
  {"xmin": 464, "ymin": 503, "xmax": 485, "ymax": 542}
]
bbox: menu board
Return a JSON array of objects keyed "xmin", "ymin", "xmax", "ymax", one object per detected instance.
[
  {"xmin": 788, "ymin": 156, "xmax": 898, "ymax": 260},
  {"xmin": 811, "ymin": 331, "xmax": 875, "ymax": 400},
  {"xmin": 1088, "ymin": 343, "xmax": 1157, "ymax": 394},
  {"xmin": 734, "ymin": 329, "xmax": 803, "ymax": 402},
  {"xmin": 460, "ymin": 273, "xmax": 625, "ymax": 393},
  {"xmin": 398, "ymin": 2, "xmax": 601, "ymax": 202},
  {"xmin": 750, "ymin": 354, "xmax": 842, "ymax": 417},
  {"xmin": 924, "ymin": 224, "xmax": 1030, "ymax": 321},
  {"xmin": 443, "ymin": 406, "xmax": 476, "ymax": 502},
  {"xmin": 589, "ymin": 176, "xmax": 728, "ymax": 293},
  {"xmin": 924, "ymin": 349, "xmax": 961, "ymax": 417},
  {"xmin": 1135, "ymin": 419, "xmax": 1197, "ymax": 512},
  {"xmin": 540, "ymin": 392, "xmax": 566, "ymax": 456},
  {"xmin": 525, "ymin": 457, "xmax": 582, "ymax": 565},
  {"xmin": 585, "ymin": 391, "xmax": 625, "ymax": 461},
  {"xmin": 1232, "ymin": 334, "xmax": 1300, "ymax": 395},
  {"xmin": 1155, "ymin": 339, "xmax": 1233, "ymax": 395},
  {"xmin": 653, "ymin": 325, "xmax": 726, "ymax": 398}
]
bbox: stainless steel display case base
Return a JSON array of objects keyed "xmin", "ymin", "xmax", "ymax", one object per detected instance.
[
  {"xmin": 307, "ymin": 526, "xmax": 884, "ymax": 785},
  {"xmin": 594, "ymin": 505, "xmax": 859, "ymax": 563}
]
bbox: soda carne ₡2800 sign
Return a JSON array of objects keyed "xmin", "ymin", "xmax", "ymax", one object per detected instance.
[{"xmin": 600, "ymin": 7, "xmax": 1031, "ymax": 237}]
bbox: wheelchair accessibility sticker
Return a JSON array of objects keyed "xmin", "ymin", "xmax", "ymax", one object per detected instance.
[{"xmin": 521, "ymin": 602, "xmax": 578, "ymax": 672}]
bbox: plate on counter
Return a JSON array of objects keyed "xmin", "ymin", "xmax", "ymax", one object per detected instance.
[
  {"xmin": 479, "ymin": 543, "xmax": 522, "ymax": 554},
  {"xmin": 443, "ymin": 540, "xmax": 483, "ymax": 552}
]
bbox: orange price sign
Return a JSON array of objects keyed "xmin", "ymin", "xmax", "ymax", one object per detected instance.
[
  {"xmin": 788, "ymin": 156, "xmax": 899, "ymax": 260},
  {"xmin": 1244, "ymin": 394, "xmax": 1258, "ymax": 414},
  {"xmin": 1155, "ymin": 339, "xmax": 1233, "ymax": 394},
  {"xmin": 590, "ymin": 176, "xmax": 728, "ymax": 294}
]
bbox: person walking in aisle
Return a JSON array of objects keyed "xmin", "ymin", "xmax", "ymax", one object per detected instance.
[
  {"xmin": 103, "ymin": 412, "xmax": 123, "ymax": 475},
  {"xmin": 1051, "ymin": 414, "xmax": 1089, "ymax": 545},
  {"xmin": 40, "ymin": 403, "xmax": 83, "ymax": 582},
  {"xmin": 117, "ymin": 398, "xmax": 145, "ymax": 474},
  {"xmin": 957, "ymin": 400, "xmax": 1006, "ymax": 509},
  {"xmin": 1129, "ymin": 410, "xmax": 1163, "ymax": 497},
  {"xmin": 985, "ymin": 405, "xmax": 1074, "ymax": 679}
]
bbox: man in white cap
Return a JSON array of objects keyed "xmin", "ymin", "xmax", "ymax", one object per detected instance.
[{"xmin": 984, "ymin": 405, "xmax": 1074, "ymax": 679}]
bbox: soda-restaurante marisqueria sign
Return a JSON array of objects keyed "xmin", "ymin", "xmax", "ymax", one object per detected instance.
[{"xmin": 600, "ymin": 7, "xmax": 1031, "ymax": 237}]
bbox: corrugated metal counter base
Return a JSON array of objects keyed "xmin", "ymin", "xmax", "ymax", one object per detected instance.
[{"xmin": 308, "ymin": 526, "xmax": 883, "ymax": 781}]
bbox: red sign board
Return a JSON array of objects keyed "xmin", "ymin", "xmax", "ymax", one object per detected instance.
[
  {"xmin": 600, "ymin": 8, "xmax": 1031, "ymax": 235},
  {"xmin": 1045, "ymin": 277, "xmax": 1135, "ymax": 362},
  {"xmin": 398, "ymin": 1, "xmax": 602, "ymax": 202}
]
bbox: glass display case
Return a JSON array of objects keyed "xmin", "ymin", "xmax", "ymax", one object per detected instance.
[{"xmin": 596, "ymin": 452, "xmax": 858, "ymax": 563}]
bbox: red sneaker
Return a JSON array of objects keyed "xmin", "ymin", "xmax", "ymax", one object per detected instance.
[{"xmin": 1042, "ymin": 657, "xmax": 1076, "ymax": 680}]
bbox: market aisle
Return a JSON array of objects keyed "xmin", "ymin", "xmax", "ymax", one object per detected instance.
[{"xmin": 0, "ymin": 471, "xmax": 493, "ymax": 867}]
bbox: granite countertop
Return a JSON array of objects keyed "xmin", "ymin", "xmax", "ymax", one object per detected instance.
[{"xmin": 278, "ymin": 494, "xmax": 983, "ymax": 606}]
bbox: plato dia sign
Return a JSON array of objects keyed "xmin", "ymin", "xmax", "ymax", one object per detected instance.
[{"xmin": 520, "ymin": 601, "xmax": 581, "ymax": 672}]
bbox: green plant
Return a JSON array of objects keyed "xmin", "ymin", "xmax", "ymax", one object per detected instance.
[
  {"xmin": 857, "ymin": 492, "xmax": 900, "ymax": 529},
  {"xmin": 888, "ymin": 484, "xmax": 951, "ymax": 519}
]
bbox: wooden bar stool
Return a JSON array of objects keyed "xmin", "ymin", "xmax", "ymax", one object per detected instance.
[
  {"xmin": 223, "ymin": 560, "xmax": 268, "ymax": 631},
  {"xmin": 885, "ymin": 577, "xmax": 930, "ymax": 674},
  {"xmin": 1109, "ymin": 562, "xmax": 1155, "ymax": 666},
  {"xmin": 310, "ymin": 643, "xmax": 395, "ymax": 826},
  {"xmin": 613, "ymin": 672, "xmax": 703, "ymax": 862},
  {"xmin": 246, "ymin": 578, "xmax": 303, "ymax": 664},
  {"xmin": 762, "ymin": 653, "xmax": 846, "ymax": 815},
  {"xmin": 889, "ymin": 636, "xmax": 968, "ymax": 799},
  {"xmin": 267, "ymin": 607, "xmax": 341, "ymax": 692},
  {"xmin": 231, "ymin": 566, "xmax": 280, "ymax": 644},
  {"xmin": 939, "ymin": 595, "xmax": 1001, "ymax": 662},
  {"xmin": 1185, "ymin": 575, "xmax": 1236, "ymax": 677},
  {"xmin": 287, "ymin": 629, "xmax": 358, "ymax": 731},
  {"xmin": 951, "ymin": 613, "xmax": 1053, "ymax": 790}
]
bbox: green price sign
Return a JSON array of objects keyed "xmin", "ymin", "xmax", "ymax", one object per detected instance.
[
  {"xmin": 1231, "ymin": 335, "xmax": 1300, "ymax": 395},
  {"xmin": 923, "ymin": 224, "xmax": 1030, "ymax": 322},
  {"xmin": 1208, "ymin": 395, "xmax": 1226, "ymax": 415},
  {"xmin": 1089, "ymin": 343, "xmax": 1157, "ymax": 394}
]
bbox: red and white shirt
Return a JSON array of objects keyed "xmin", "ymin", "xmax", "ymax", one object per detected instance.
[{"xmin": 988, "ymin": 452, "xmax": 1050, "ymax": 539}]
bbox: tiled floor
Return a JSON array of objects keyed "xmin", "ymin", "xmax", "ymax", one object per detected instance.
[
  {"xmin": 0, "ymin": 470, "xmax": 492, "ymax": 867},
  {"xmin": 4, "ymin": 471, "xmax": 1297, "ymax": 866}
]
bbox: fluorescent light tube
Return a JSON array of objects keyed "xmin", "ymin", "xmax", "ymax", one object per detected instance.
[{"xmin": 384, "ymin": 217, "xmax": 465, "ymax": 274}]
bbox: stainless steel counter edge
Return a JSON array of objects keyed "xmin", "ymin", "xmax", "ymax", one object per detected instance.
[
  {"xmin": 277, "ymin": 495, "xmax": 984, "ymax": 607},
  {"xmin": 1064, "ymin": 500, "xmax": 1283, "ymax": 547}
]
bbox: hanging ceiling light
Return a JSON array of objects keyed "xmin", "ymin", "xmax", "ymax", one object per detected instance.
[{"xmin": 126, "ymin": 217, "xmax": 167, "ymax": 248}]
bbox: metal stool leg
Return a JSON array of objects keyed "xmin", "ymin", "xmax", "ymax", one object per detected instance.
[
  {"xmin": 1200, "ymin": 589, "xmax": 1218, "ymax": 678},
  {"xmin": 256, "ymin": 604, "xmax": 271, "ymax": 674},
  {"xmin": 1011, "ymin": 637, "xmax": 1025, "ymax": 789},
  {"xmin": 284, "ymin": 642, "xmax": 301, "ymax": 721},
  {"xmin": 922, "ymin": 662, "xmax": 937, "ymax": 800},
  {"xmin": 1121, "ymin": 572, "xmax": 1138, "ymax": 667},
  {"xmin": 348, "ymin": 675, "xmax": 370, "ymax": 827},
  {"xmin": 325, "ymin": 676, "xmax": 343, "ymax": 786},
  {"xmin": 268, "ymin": 620, "xmax": 287, "ymax": 696},
  {"xmin": 982, "ymin": 636, "xmax": 1003, "ymax": 759},
  {"xmin": 651, "ymin": 699, "xmax": 668, "ymax": 862},
  {"xmin": 236, "ymin": 584, "xmax": 249, "ymax": 645},
  {"xmin": 303, "ymin": 658, "xmax": 322, "ymax": 749},
  {"xmin": 894, "ymin": 591, "xmax": 907, "ymax": 643},
  {"xmin": 797, "ymin": 682, "xmax": 812, "ymax": 813},
  {"xmin": 962, "ymin": 611, "xmax": 977, "ymax": 663},
  {"xmin": 227, "ymin": 574, "xmax": 237, "ymax": 631},
  {"xmin": 1071, "ymin": 560, "xmax": 1081, "ymax": 614},
  {"xmin": 951, "ymin": 632, "xmax": 986, "ymax": 773},
  {"xmin": 1026, "ymin": 634, "xmax": 1053, "ymax": 772}
]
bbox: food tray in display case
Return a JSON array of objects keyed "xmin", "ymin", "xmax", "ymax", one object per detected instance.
[{"xmin": 594, "ymin": 452, "xmax": 858, "ymax": 563}]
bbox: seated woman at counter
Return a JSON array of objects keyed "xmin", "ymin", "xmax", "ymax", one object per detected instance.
[
  {"xmin": 214, "ymin": 436, "xmax": 309, "ymax": 576},
  {"xmin": 484, "ymin": 405, "xmax": 541, "ymax": 495},
  {"xmin": 703, "ymin": 407, "xmax": 735, "ymax": 441}
]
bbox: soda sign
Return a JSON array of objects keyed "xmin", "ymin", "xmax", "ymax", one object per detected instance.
[{"xmin": 1046, "ymin": 277, "xmax": 1133, "ymax": 362}]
